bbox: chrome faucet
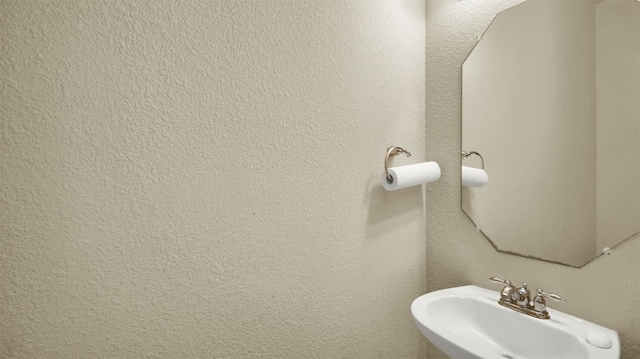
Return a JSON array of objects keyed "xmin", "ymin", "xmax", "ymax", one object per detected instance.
[{"xmin": 488, "ymin": 277, "xmax": 566, "ymax": 320}]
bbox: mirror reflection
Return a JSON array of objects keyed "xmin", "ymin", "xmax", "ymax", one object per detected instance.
[{"xmin": 462, "ymin": 0, "xmax": 640, "ymax": 267}]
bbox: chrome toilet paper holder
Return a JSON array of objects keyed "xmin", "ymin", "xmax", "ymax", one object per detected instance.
[{"xmin": 385, "ymin": 146, "xmax": 412, "ymax": 183}]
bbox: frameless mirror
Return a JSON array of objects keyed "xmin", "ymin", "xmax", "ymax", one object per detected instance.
[{"xmin": 462, "ymin": 0, "xmax": 640, "ymax": 267}]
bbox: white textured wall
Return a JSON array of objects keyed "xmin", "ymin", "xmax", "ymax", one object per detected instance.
[
  {"xmin": 426, "ymin": 0, "xmax": 640, "ymax": 358},
  {"xmin": 0, "ymin": 1, "xmax": 428, "ymax": 358}
]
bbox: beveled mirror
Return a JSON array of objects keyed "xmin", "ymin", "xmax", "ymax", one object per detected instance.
[{"xmin": 462, "ymin": 0, "xmax": 640, "ymax": 267}]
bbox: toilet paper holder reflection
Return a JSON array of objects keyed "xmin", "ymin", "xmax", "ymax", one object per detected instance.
[
  {"xmin": 385, "ymin": 146, "xmax": 412, "ymax": 182},
  {"xmin": 462, "ymin": 151, "xmax": 484, "ymax": 169}
]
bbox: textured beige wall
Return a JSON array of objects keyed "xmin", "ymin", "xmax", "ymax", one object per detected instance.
[
  {"xmin": 426, "ymin": 0, "xmax": 640, "ymax": 358},
  {"xmin": 0, "ymin": 1, "xmax": 428, "ymax": 358}
]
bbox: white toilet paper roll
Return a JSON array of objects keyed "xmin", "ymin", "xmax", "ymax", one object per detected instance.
[
  {"xmin": 382, "ymin": 162, "xmax": 441, "ymax": 191},
  {"xmin": 461, "ymin": 165, "xmax": 488, "ymax": 187}
]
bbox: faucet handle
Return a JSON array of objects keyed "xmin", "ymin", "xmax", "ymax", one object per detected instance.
[
  {"xmin": 488, "ymin": 277, "xmax": 518, "ymax": 303},
  {"xmin": 536, "ymin": 289, "xmax": 566, "ymax": 302},
  {"xmin": 533, "ymin": 289, "xmax": 566, "ymax": 314},
  {"xmin": 487, "ymin": 276, "xmax": 511, "ymax": 285}
]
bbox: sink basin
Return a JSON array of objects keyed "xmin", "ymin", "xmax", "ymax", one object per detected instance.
[{"xmin": 411, "ymin": 285, "xmax": 620, "ymax": 359}]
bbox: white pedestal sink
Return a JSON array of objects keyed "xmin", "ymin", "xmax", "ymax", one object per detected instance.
[{"xmin": 411, "ymin": 285, "xmax": 620, "ymax": 359}]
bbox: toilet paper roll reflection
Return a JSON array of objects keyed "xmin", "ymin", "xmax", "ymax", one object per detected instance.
[{"xmin": 461, "ymin": 166, "xmax": 488, "ymax": 187}]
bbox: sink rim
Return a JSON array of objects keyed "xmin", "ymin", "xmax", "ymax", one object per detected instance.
[{"xmin": 411, "ymin": 285, "xmax": 620, "ymax": 359}]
